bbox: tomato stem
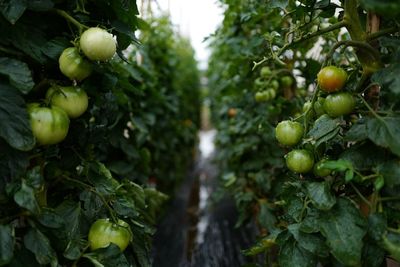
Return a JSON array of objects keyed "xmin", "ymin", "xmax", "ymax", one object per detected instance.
[
  {"xmin": 277, "ymin": 20, "xmax": 348, "ymax": 57},
  {"xmin": 367, "ymin": 26, "xmax": 399, "ymax": 41},
  {"xmin": 61, "ymin": 175, "xmax": 118, "ymax": 223},
  {"xmin": 53, "ymin": 9, "xmax": 89, "ymax": 33},
  {"xmin": 324, "ymin": 40, "xmax": 380, "ymax": 67},
  {"xmin": 349, "ymin": 182, "xmax": 372, "ymax": 208}
]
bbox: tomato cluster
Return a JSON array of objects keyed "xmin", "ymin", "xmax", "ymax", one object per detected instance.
[
  {"xmin": 275, "ymin": 66, "xmax": 355, "ymax": 174},
  {"xmin": 28, "ymin": 27, "xmax": 116, "ymax": 146},
  {"xmin": 254, "ymin": 67, "xmax": 294, "ymax": 102}
]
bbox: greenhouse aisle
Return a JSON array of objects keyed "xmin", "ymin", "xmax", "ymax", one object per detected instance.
[{"xmin": 152, "ymin": 130, "xmax": 262, "ymax": 267}]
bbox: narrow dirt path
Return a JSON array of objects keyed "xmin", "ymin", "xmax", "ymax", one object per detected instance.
[{"xmin": 152, "ymin": 130, "xmax": 262, "ymax": 267}]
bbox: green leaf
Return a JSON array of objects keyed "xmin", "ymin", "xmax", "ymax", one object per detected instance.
[
  {"xmin": 269, "ymin": 0, "xmax": 289, "ymax": 9},
  {"xmin": 318, "ymin": 198, "xmax": 367, "ymax": 266},
  {"xmin": 372, "ymin": 63, "xmax": 400, "ymax": 94},
  {"xmin": 361, "ymin": 241, "xmax": 385, "ymax": 267},
  {"xmin": 377, "ymin": 160, "xmax": 400, "ymax": 187},
  {"xmin": 279, "ymin": 237, "xmax": 317, "ymax": 267},
  {"xmin": 345, "ymin": 120, "xmax": 368, "ymax": 142},
  {"xmin": 55, "ymin": 200, "xmax": 82, "ymax": 240},
  {"xmin": 41, "ymin": 37, "xmax": 70, "ymax": 60},
  {"xmin": 0, "ymin": 224, "xmax": 14, "ymax": 266},
  {"xmin": 0, "ymin": 58, "xmax": 34, "ymax": 94},
  {"xmin": 83, "ymin": 244, "xmax": 130, "ymax": 267},
  {"xmin": 0, "ymin": 83, "xmax": 35, "ymax": 151},
  {"xmin": 27, "ymin": 0, "xmax": 54, "ymax": 11},
  {"xmin": 360, "ymin": 0, "xmax": 400, "ymax": 18},
  {"xmin": 243, "ymin": 236, "xmax": 277, "ymax": 256},
  {"xmin": 374, "ymin": 175, "xmax": 384, "ymax": 191},
  {"xmin": 0, "ymin": 0, "xmax": 27, "ymax": 24},
  {"xmin": 37, "ymin": 208, "xmax": 64, "ymax": 229},
  {"xmin": 258, "ymin": 201, "xmax": 277, "ymax": 230},
  {"xmin": 366, "ymin": 116, "xmax": 400, "ymax": 156},
  {"xmin": 308, "ymin": 115, "xmax": 341, "ymax": 147},
  {"xmin": 288, "ymin": 223, "xmax": 329, "ymax": 257},
  {"xmin": 24, "ymin": 228, "xmax": 58, "ymax": 266},
  {"xmin": 0, "ymin": 139, "xmax": 29, "ymax": 181},
  {"xmin": 367, "ymin": 213, "xmax": 387, "ymax": 242},
  {"xmin": 14, "ymin": 180, "xmax": 40, "ymax": 214},
  {"xmin": 306, "ymin": 182, "xmax": 336, "ymax": 210}
]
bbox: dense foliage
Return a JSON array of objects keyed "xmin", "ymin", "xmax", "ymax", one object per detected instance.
[
  {"xmin": 208, "ymin": 0, "xmax": 400, "ymax": 266},
  {"xmin": 0, "ymin": 1, "xmax": 200, "ymax": 266}
]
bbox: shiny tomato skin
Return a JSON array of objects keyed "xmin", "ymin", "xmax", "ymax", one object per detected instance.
[
  {"xmin": 275, "ymin": 120, "xmax": 304, "ymax": 146},
  {"xmin": 59, "ymin": 47, "xmax": 92, "ymax": 81},
  {"xmin": 323, "ymin": 92, "xmax": 355, "ymax": 118},
  {"xmin": 285, "ymin": 149, "xmax": 314, "ymax": 173},
  {"xmin": 28, "ymin": 104, "xmax": 70, "ymax": 145},
  {"xmin": 317, "ymin": 66, "xmax": 348, "ymax": 93},
  {"xmin": 313, "ymin": 159, "xmax": 331, "ymax": 177},
  {"xmin": 80, "ymin": 27, "xmax": 116, "ymax": 61},
  {"xmin": 88, "ymin": 219, "xmax": 132, "ymax": 251},
  {"xmin": 46, "ymin": 86, "xmax": 88, "ymax": 118}
]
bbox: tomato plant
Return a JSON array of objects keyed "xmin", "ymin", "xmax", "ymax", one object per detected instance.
[
  {"xmin": 0, "ymin": 1, "xmax": 199, "ymax": 266},
  {"xmin": 46, "ymin": 86, "xmax": 88, "ymax": 118},
  {"xmin": 88, "ymin": 219, "xmax": 132, "ymax": 251},
  {"xmin": 208, "ymin": 0, "xmax": 400, "ymax": 266}
]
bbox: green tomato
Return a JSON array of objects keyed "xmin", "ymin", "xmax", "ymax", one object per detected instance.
[
  {"xmin": 323, "ymin": 92, "xmax": 355, "ymax": 117},
  {"xmin": 88, "ymin": 219, "xmax": 132, "ymax": 251},
  {"xmin": 313, "ymin": 97, "xmax": 325, "ymax": 117},
  {"xmin": 46, "ymin": 86, "xmax": 88, "ymax": 118},
  {"xmin": 80, "ymin": 27, "xmax": 116, "ymax": 61},
  {"xmin": 270, "ymin": 80, "xmax": 280, "ymax": 90},
  {"xmin": 285, "ymin": 149, "xmax": 314, "ymax": 173},
  {"xmin": 280, "ymin": 76, "xmax": 293, "ymax": 88},
  {"xmin": 275, "ymin": 120, "xmax": 304, "ymax": 146},
  {"xmin": 260, "ymin": 66, "xmax": 272, "ymax": 78},
  {"xmin": 266, "ymin": 88, "xmax": 276, "ymax": 100},
  {"xmin": 59, "ymin": 47, "xmax": 92, "ymax": 81},
  {"xmin": 28, "ymin": 104, "xmax": 70, "ymax": 145},
  {"xmin": 317, "ymin": 66, "xmax": 348, "ymax": 93},
  {"xmin": 313, "ymin": 159, "xmax": 331, "ymax": 177},
  {"xmin": 254, "ymin": 77, "xmax": 267, "ymax": 89},
  {"xmin": 255, "ymin": 91, "xmax": 268, "ymax": 102}
]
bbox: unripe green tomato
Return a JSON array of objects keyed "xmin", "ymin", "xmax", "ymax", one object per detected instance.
[
  {"xmin": 80, "ymin": 27, "xmax": 116, "ymax": 61},
  {"xmin": 59, "ymin": 47, "xmax": 92, "ymax": 81},
  {"xmin": 280, "ymin": 76, "xmax": 294, "ymax": 88},
  {"xmin": 28, "ymin": 104, "xmax": 70, "ymax": 145},
  {"xmin": 266, "ymin": 88, "xmax": 276, "ymax": 100},
  {"xmin": 323, "ymin": 92, "xmax": 355, "ymax": 118},
  {"xmin": 317, "ymin": 66, "xmax": 348, "ymax": 93},
  {"xmin": 313, "ymin": 159, "xmax": 331, "ymax": 177},
  {"xmin": 255, "ymin": 91, "xmax": 268, "ymax": 102},
  {"xmin": 260, "ymin": 66, "xmax": 272, "ymax": 78},
  {"xmin": 88, "ymin": 219, "xmax": 132, "ymax": 251},
  {"xmin": 254, "ymin": 77, "xmax": 266, "ymax": 88},
  {"xmin": 313, "ymin": 97, "xmax": 325, "ymax": 117},
  {"xmin": 285, "ymin": 149, "xmax": 314, "ymax": 173},
  {"xmin": 270, "ymin": 80, "xmax": 280, "ymax": 90},
  {"xmin": 46, "ymin": 86, "xmax": 89, "ymax": 118},
  {"xmin": 275, "ymin": 120, "xmax": 304, "ymax": 146}
]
